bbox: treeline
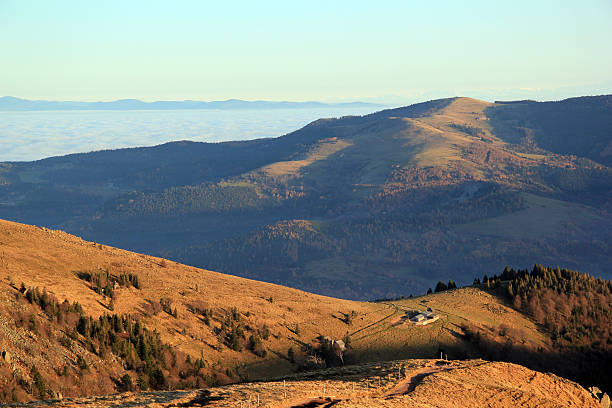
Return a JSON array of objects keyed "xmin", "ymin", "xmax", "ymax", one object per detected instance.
[
  {"xmin": 171, "ymin": 183, "xmax": 527, "ymax": 298},
  {"xmin": 183, "ymin": 183, "xmax": 525, "ymax": 267},
  {"xmin": 448, "ymin": 123, "xmax": 486, "ymax": 138},
  {"xmin": 426, "ymin": 280, "xmax": 457, "ymax": 294},
  {"xmin": 463, "ymin": 265, "xmax": 612, "ymax": 393},
  {"xmin": 104, "ymin": 183, "xmax": 274, "ymax": 217},
  {"xmin": 486, "ymin": 265, "xmax": 612, "ymax": 351}
]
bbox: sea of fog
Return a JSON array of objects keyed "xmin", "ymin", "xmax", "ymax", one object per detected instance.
[{"xmin": 0, "ymin": 106, "xmax": 381, "ymax": 162}]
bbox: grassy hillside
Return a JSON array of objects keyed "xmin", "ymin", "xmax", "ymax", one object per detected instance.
[
  {"xmin": 0, "ymin": 96, "xmax": 610, "ymax": 299},
  {"xmin": 1, "ymin": 219, "xmax": 610, "ymax": 402},
  {"xmin": 0, "ymin": 218, "xmax": 564, "ymax": 402}
]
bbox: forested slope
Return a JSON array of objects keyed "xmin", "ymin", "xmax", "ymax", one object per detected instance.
[{"xmin": 0, "ymin": 96, "xmax": 610, "ymax": 299}]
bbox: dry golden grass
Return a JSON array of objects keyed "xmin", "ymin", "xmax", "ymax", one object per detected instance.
[
  {"xmin": 0, "ymin": 217, "xmax": 558, "ymax": 399},
  {"xmin": 0, "ymin": 218, "xmax": 377, "ymax": 378},
  {"xmin": 28, "ymin": 359, "xmax": 599, "ymax": 408},
  {"xmin": 302, "ymin": 97, "xmax": 548, "ymax": 185},
  {"xmin": 257, "ymin": 138, "xmax": 352, "ymax": 178}
]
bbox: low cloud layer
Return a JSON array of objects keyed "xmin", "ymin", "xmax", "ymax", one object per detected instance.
[{"xmin": 0, "ymin": 107, "xmax": 377, "ymax": 162}]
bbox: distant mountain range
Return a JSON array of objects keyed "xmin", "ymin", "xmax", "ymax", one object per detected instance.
[{"xmin": 0, "ymin": 96, "xmax": 383, "ymax": 111}]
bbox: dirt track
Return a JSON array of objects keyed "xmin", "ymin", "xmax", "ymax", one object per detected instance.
[{"xmin": 19, "ymin": 359, "xmax": 600, "ymax": 408}]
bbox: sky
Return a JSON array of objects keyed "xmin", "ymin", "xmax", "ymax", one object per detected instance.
[{"xmin": 1, "ymin": 0, "xmax": 611, "ymax": 104}]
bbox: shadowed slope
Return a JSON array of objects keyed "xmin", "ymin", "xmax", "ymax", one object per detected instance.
[{"xmin": 0, "ymin": 96, "xmax": 610, "ymax": 299}]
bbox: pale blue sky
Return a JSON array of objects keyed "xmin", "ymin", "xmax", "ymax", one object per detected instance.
[{"xmin": 1, "ymin": 0, "xmax": 611, "ymax": 103}]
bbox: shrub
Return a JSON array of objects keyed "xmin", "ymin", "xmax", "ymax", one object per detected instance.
[
  {"xmin": 77, "ymin": 355, "xmax": 89, "ymax": 371},
  {"xmin": 119, "ymin": 373, "xmax": 133, "ymax": 391},
  {"xmin": 288, "ymin": 347, "xmax": 295, "ymax": 363},
  {"xmin": 30, "ymin": 366, "xmax": 46, "ymax": 399}
]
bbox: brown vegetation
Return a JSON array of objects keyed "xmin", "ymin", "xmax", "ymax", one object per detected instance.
[
  {"xmin": 0, "ymin": 218, "xmax": 609, "ymax": 403},
  {"xmin": 13, "ymin": 359, "xmax": 600, "ymax": 408}
]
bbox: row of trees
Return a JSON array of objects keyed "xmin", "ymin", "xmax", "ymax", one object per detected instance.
[
  {"xmin": 426, "ymin": 280, "xmax": 457, "ymax": 294},
  {"xmin": 107, "ymin": 183, "xmax": 273, "ymax": 217},
  {"xmin": 76, "ymin": 270, "xmax": 140, "ymax": 299}
]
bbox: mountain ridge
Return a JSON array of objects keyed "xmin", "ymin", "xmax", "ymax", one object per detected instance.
[
  {"xmin": 0, "ymin": 95, "xmax": 610, "ymax": 299},
  {"xmin": 0, "ymin": 96, "xmax": 383, "ymax": 111}
]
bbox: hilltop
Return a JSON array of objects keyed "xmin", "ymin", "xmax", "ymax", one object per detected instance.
[{"xmin": 0, "ymin": 96, "xmax": 610, "ymax": 299}]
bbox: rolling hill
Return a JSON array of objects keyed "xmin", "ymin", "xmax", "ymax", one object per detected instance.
[
  {"xmin": 0, "ymin": 219, "xmax": 609, "ymax": 404},
  {"xmin": 0, "ymin": 96, "xmax": 610, "ymax": 299}
]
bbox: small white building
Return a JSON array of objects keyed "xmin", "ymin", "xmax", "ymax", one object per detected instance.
[{"xmin": 410, "ymin": 307, "xmax": 440, "ymax": 325}]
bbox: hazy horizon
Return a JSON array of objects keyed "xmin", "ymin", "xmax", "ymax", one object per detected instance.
[{"xmin": 2, "ymin": 89, "xmax": 612, "ymax": 105}]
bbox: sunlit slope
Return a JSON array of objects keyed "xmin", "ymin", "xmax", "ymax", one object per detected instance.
[
  {"xmin": 0, "ymin": 218, "xmax": 557, "ymax": 400},
  {"xmin": 0, "ymin": 218, "xmax": 371, "ymax": 368},
  {"xmin": 24, "ymin": 359, "xmax": 600, "ymax": 408}
]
